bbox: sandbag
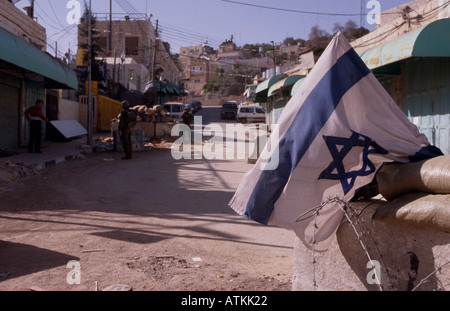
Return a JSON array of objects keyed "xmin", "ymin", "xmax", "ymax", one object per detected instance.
[
  {"xmin": 373, "ymin": 192, "xmax": 450, "ymax": 232},
  {"xmin": 137, "ymin": 105, "xmax": 147, "ymax": 114},
  {"xmin": 377, "ymin": 155, "xmax": 450, "ymax": 201},
  {"xmin": 145, "ymin": 108, "xmax": 155, "ymax": 116}
]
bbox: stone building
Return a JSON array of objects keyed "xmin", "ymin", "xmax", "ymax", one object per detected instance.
[
  {"xmin": 179, "ymin": 39, "xmax": 273, "ymax": 97},
  {"xmin": 78, "ymin": 17, "xmax": 180, "ymax": 92}
]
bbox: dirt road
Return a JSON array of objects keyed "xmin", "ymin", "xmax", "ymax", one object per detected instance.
[{"xmin": 0, "ymin": 111, "xmax": 295, "ymax": 291}]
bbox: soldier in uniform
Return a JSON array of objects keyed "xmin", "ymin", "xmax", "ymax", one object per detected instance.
[{"xmin": 118, "ymin": 100, "xmax": 134, "ymax": 160}]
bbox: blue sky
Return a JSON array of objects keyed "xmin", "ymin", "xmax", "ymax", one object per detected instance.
[{"xmin": 14, "ymin": 0, "xmax": 412, "ymax": 57}]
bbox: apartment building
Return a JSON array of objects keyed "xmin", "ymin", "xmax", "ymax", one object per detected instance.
[{"xmin": 78, "ymin": 17, "xmax": 180, "ymax": 92}]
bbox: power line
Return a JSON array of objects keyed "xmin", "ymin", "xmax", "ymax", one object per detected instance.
[{"xmin": 220, "ymin": 0, "xmax": 363, "ymax": 17}]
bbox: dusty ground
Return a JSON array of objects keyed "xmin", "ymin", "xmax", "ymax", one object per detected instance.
[{"xmin": 0, "ymin": 146, "xmax": 295, "ymax": 292}]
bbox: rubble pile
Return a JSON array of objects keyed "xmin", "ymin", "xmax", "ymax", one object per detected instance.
[
  {"xmin": 95, "ymin": 137, "xmax": 115, "ymax": 152},
  {"xmin": 0, "ymin": 161, "xmax": 38, "ymax": 184}
]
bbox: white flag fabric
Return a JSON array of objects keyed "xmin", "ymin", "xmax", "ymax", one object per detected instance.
[{"xmin": 229, "ymin": 33, "xmax": 443, "ymax": 252}]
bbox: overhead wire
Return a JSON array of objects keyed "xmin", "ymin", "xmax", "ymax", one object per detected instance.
[
  {"xmin": 220, "ymin": 0, "xmax": 365, "ymax": 16},
  {"xmin": 32, "ymin": 1, "xmax": 77, "ymax": 59}
]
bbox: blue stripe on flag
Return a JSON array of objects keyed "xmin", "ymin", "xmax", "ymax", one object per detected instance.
[
  {"xmin": 243, "ymin": 48, "xmax": 371, "ymax": 224},
  {"xmin": 409, "ymin": 145, "xmax": 443, "ymax": 162}
]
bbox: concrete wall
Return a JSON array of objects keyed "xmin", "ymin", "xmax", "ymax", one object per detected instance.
[
  {"xmin": 292, "ymin": 196, "xmax": 450, "ymax": 291},
  {"xmin": 58, "ymin": 99, "xmax": 79, "ymax": 121}
]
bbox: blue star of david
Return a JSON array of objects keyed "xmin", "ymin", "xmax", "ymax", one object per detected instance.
[{"xmin": 318, "ymin": 131, "xmax": 388, "ymax": 194}]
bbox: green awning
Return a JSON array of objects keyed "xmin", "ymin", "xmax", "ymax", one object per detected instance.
[
  {"xmin": 268, "ymin": 74, "xmax": 305, "ymax": 97},
  {"xmin": 172, "ymin": 85, "xmax": 181, "ymax": 95},
  {"xmin": 291, "ymin": 77, "xmax": 306, "ymax": 96},
  {"xmin": 165, "ymin": 82, "xmax": 174, "ymax": 94},
  {"xmin": 254, "ymin": 74, "xmax": 287, "ymax": 103},
  {"xmin": 153, "ymin": 81, "xmax": 166, "ymax": 93},
  {"xmin": 359, "ymin": 18, "xmax": 450, "ymax": 74},
  {"xmin": 0, "ymin": 26, "xmax": 77, "ymax": 89}
]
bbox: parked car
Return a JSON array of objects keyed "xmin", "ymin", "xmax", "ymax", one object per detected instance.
[
  {"xmin": 163, "ymin": 102, "xmax": 184, "ymax": 120},
  {"xmin": 237, "ymin": 105, "xmax": 266, "ymax": 123},
  {"xmin": 220, "ymin": 101, "xmax": 238, "ymax": 120}
]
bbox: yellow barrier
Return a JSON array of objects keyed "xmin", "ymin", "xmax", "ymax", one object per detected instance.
[{"xmin": 97, "ymin": 95, "xmax": 122, "ymax": 132}]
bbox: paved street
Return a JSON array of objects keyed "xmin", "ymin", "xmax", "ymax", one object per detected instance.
[{"xmin": 0, "ymin": 107, "xmax": 295, "ymax": 291}]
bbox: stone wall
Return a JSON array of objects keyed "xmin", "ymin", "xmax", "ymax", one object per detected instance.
[{"xmin": 0, "ymin": 0, "xmax": 46, "ymax": 50}]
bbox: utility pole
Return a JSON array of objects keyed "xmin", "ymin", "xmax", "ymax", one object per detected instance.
[
  {"xmin": 87, "ymin": 0, "xmax": 93, "ymax": 145},
  {"xmin": 30, "ymin": 0, "xmax": 34, "ymax": 19},
  {"xmin": 151, "ymin": 20, "xmax": 159, "ymax": 82},
  {"xmin": 109, "ymin": 0, "xmax": 112, "ymax": 56},
  {"xmin": 271, "ymin": 41, "xmax": 276, "ymax": 77}
]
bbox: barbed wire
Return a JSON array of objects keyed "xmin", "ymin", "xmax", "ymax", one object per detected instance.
[
  {"xmin": 297, "ymin": 196, "xmax": 449, "ymax": 291},
  {"xmin": 412, "ymin": 261, "xmax": 450, "ymax": 291}
]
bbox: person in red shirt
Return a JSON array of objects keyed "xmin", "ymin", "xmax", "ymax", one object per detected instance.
[{"xmin": 24, "ymin": 99, "xmax": 48, "ymax": 153}]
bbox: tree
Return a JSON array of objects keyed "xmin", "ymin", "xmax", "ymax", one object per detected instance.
[
  {"xmin": 333, "ymin": 20, "xmax": 370, "ymax": 41},
  {"xmin": 306, "ymin": 25, "xmax": 331, "ymax": 50},
  {"xmin": 77, "ymin": 4, "xmax": 105, "ymax": 94},
  {"xmin": 203, "ymin": 67, "xmax": 224, "ymax": 95},
  {"xmin": 283, "ymin": 37, "xmax": 305, "ymax": 47}
]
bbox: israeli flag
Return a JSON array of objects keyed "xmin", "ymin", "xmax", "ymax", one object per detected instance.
[
  {"xmin": 229, "ymin": 33, "xmax": 442, "ymax": 252},
  {"xmin": 144, "ymin": 81, "xmax": 154, "ymax": 93}
]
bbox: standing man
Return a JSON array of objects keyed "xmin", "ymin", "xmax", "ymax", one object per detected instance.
[
  {"xmin": 118, "ymin": 100, "xmax": 135, "ymax": 160},
  {"xmin": 24, "ymin": 99, "xmax": 48, "ymax": 153}
]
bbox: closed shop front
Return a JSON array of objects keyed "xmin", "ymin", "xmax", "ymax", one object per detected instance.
[
  {"xmin": 359, "ymin": 19, "xmax": 450, "ymax": 155},
  {"xmin": 0, "ymin": 73, "xmax": 21, "ymax": 149},
  {"xmin": 403, "ymin": 57, "xmax": 450, "ymax": 155}
]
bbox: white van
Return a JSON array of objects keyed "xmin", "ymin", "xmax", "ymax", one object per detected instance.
[
  {"xmin": 163, "ymin": 102, "xmax": 184, "ymax": 120},
  {"xmin": 237, "ymin": 105, "xmax": 266, "ymax": 123}
]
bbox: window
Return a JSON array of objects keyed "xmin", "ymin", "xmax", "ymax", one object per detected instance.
[
  {"xmin": 96, "ymin": 37, "xmax": 107, "ymax": 54},
  {"xmin": 192, "ymin": 66, "xmax": 203, "ymax": 73},
  {"xmin": 125, "ymin": 37, "xmax": 139, "ymax": 56},
  {"xmin": 172, "ymin": 105, "xmax": 182, "ymax": 113}
]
